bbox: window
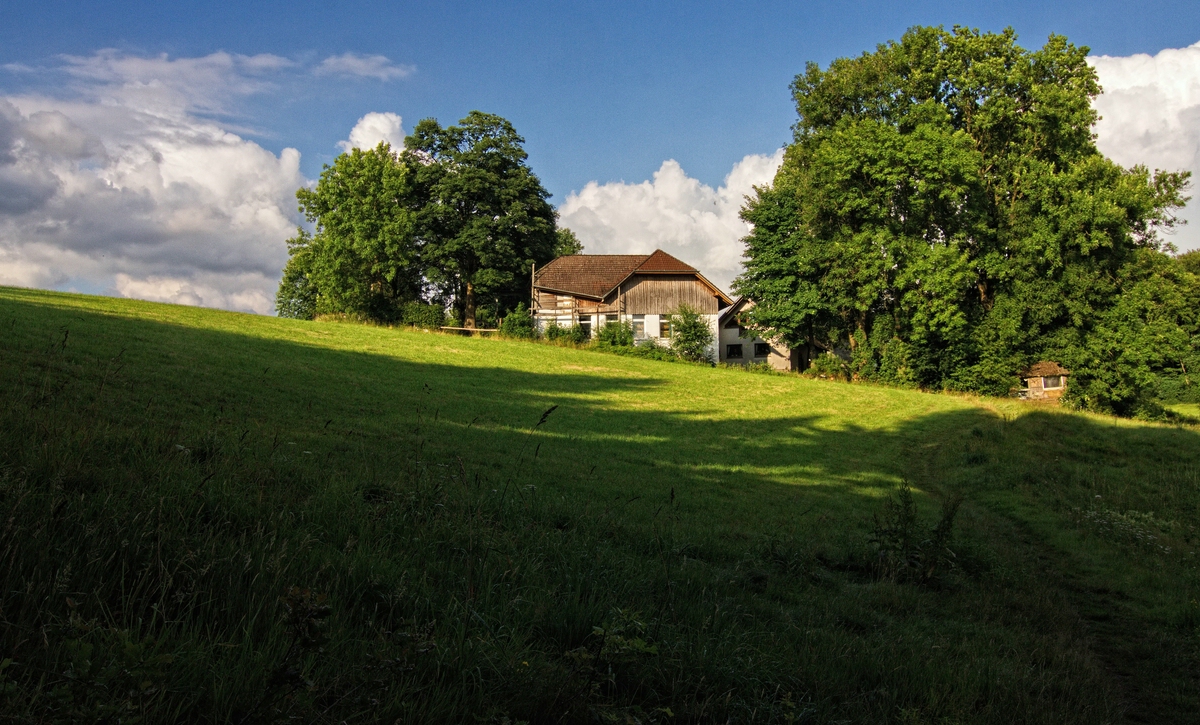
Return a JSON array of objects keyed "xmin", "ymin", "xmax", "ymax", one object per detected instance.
[
  {"xmin": 660, "ymin": 319, "xmax": 672, "ymax": 338},
  {"xmin": 1043, "ymin": 375, "xmax": 1063, "ymax": 389},
  {"xmin": 754, "ymin": 343, "xmax": 771, "ymax": 358},
  {"xmin": 605, "ymin": 314, "xmax": 618, "ymax": 325},
  {"xmin": 632, "ymin": 315, "xmax": 645, "ymax": 338},
  {"xmin": 726, "ymin": 344, "xmax": 743, "ymax": 359},
  {"xmin": 579, "ymin": 318, "xmax": 592, "ymax": 338}
]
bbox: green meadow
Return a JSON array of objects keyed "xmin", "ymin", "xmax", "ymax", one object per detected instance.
[{"xmin": 2, "ymin": 285, "xmax": 1198, "ymax": 723}]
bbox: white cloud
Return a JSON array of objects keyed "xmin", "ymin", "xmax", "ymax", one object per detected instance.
[
  {"xmin": 1092, "ymin": 41, "xmax": 1200, "ymax": 252},
  {"xmin": 316, "ymin": 53, "xmax": 414, "ymax": 81},
  {"xmin": 338, "ymin": 111, "xmax": 405, "ymax": 153},
  {"xmin": 557, "ymin": 150, "xmax": 784, "ymax": 294},
  {"xmin": 0, "ymin": 53, "xmax": 305, "ymax": 314}
]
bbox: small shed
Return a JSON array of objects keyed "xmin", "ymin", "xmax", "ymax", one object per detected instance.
[{"xmin": 1022, "ymin": 361, "xmax": 1070, "ymax": 400}]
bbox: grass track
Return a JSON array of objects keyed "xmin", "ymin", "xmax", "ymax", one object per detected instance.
[{"xmin": 1, "ymin": 286, "xmax": 1198, "ymax": 723}]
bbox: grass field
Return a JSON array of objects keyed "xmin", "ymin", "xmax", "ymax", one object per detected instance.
[{"xmin": 2, "ymin": 285, "xmax": 1199, "ymax": 723}]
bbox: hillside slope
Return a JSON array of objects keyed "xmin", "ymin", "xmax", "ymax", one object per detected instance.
[{"xmin": 2, "ymin": 286, "xmax": 1198, "ymax": 724}]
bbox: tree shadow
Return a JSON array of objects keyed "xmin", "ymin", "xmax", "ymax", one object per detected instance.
[{"xmin": 5, "ymin": 290, "xmax": 1199, "ymax": 540}]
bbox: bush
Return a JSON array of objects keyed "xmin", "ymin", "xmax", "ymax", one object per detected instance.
[
  {"xmin": 607, "ymin": 338, "xmax": 679, "ymax": 363},
  {"xmin": 401, "ymin": 302, "xmax": 447, "ymax": 330},
  {"xmin": 805, "ymin": 352, "xmax": 850, "ymax": 380},
  {"xmin": 667, "ymin": 304, "xmax": 713, "ymax": 363},
  {"xmin": 544, "ymin": 321, "xmax": 566, "ymax": 341},
  {"xmin": 544, "ymin": 321, "xmax": 589, "ymax": 345},
  {"xmin": 499, "ymin": 304, "xmax": 536, "ymax": 339},
  {"xmin": 275, "ymin": 253, "xmax": 317, "ymax": 320},
  {"xmin": 596, "ymin": 320, "xmax": 634, "ymax": 348}
]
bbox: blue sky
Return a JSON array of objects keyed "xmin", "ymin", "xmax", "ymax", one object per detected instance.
[
  {"xmin": 1, "ymin": 1, "xmax": 1198, "ymax": 310},
  {"xmin": 4, "ymin": 0, "xmax": 1196, "ymax": 194}
]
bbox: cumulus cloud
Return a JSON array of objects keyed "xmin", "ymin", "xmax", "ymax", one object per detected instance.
[
  {"xmin": 338, "ymin": 111, "xmax": 405, "ymax": 153},
  {"xmin": 0, "ymin": 52, "xmax": 305, "ymax": 313},
  {"xmin": 316, "ymin": 53, "xmax": 414, "ymax": 81},
  {"xmin": 1092, "ymin": 41, "xmax": 1200, "ymax": 251},
  {"xmin": 557, "ymin": 150, "xmax": 784, "ymax": 293}
]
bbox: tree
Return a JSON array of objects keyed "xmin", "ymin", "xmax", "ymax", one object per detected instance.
[
  {"xmin": 555, "ymin": 227, "xmax": 584, "ymax": 256},
  {"xmin": 404, "ymin": 112, "xmax": 558, "ymax": 328},
  {"xmin": 276, "ymin": 143, "xmax": 419, "ymax": 321},
  {"xmin": 669, "ymin": 304, "xmax": 714, "ymax": 363},
  {"xmin": 737, "ymin": 26, "xmax": 1192, "ymax": 414}
]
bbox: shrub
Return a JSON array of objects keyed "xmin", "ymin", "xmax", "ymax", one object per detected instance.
[
  {"xmin": 401, "ymin": 302, "xmax": 447, "ymax": 330},
  {"xmin": 667, "ymin": 304, "xmax": 713, "ymax": 363},
  {"xmin": 805, "ymin": 352, "xmax": 850, "ymax": 380},
  {"xmin": 544, "ymin": 321, "xmax": 589, "ymax": 345},
  {"xmin": 275, "ymin": 253, "xmax": 317, "ymax": 320},
  {"xmin": 596, "ymin": 320, "xmax": 634, "ymax": 348},
  {"xmin": 499, "ymin": 304, "xmax": 536, "ymax": 339}
]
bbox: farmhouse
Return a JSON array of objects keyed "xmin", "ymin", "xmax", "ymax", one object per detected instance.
[
  {"xmin": 717, "ymin": 297, "xmax": 801, "ymax": 371},
  {"xmin": 1021, "ymin": 361, "xmax": 1070, "ymax": 400},
  {"xmin": 531, "ymin": 250, "xmax": 732, "ymax": 350}
]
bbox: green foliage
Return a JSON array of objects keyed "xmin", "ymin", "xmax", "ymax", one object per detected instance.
[
  {"xmin": 667, "ymin": 304, "xmax": 713, "ymax": 363},
  {"xmin": 804, "ymin": 351, "xmax": 850, "ymax": 380},
  {"xmin": 279, "ymin": 143, "xmax": 420, "ymax": 322},
  {"xmin": 737, "ymin": 26, "xmax": 1194, "ymax": 415},
  {"xmin": 554, "ymin": 227, "xmax": 584, "ymax": 257},
  {"xmin": 543, "ymin": 321, "xmax": 588, "ymax": 345},
  {"xmin": 405, "ymin": 112, "xmax": 558, "ymax": 328},
  {"xmin": 401, "ymin": 301, "xmax": 447, "ymax": 329},
  {"xmin": 596, "ymin": 319, "xmax": 634, "ymax": 348},
  {"xmin": 499, "ymin": 303, "xmax": 536, "ymax": 339},
  {"xmin": 275, "ymin": 244, "xmax": 317, "ymax": 319}
]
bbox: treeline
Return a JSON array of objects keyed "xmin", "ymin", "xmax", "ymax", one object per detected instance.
[
  {"xmin": 736, "ymin": 26, "xmax": 1198, "ymax": 416},
  {"xmin": 276, "ymin": 112, "xmax": 582, "ymax": 329}
]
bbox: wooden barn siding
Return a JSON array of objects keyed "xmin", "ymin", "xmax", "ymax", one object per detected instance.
[{"xmin": 620, "ymin": 276, "xmax": 720, "ymax": 314}]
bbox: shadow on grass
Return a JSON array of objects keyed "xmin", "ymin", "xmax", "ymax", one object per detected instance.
[{"xmin": 3, "ymin": 290, "xmax": 1200, "ymax": 723}]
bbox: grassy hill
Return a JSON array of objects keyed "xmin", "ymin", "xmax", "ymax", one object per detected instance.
[{"xmin": 1, "ymin": 285, "xmax": 1198, "ymax": 724}]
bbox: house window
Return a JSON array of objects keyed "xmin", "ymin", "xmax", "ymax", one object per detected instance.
[
  {"xmin": 660, "ymin": 319, "xmax": 673, "ymax": 338},
  {"xmin": 632, "ymin": 315, "xmax": 645, "ymax": 338},
  {"xmin": 605, "ymin": 314, "xmax": 618, "ymax": 325},
  {"xmin": 727, "ymin": 344, "xmax": 744, "ymax": 359},
  {"xmin": 1043, "ymin": 375, "xmax": 1063, "ymax": 389},
  {"xmin": 579, "ymin": 317, "xmax": 592, "ymax": 338},
  {"xmin": 754, "ymin": 343, "xmax": 771, "ymax": 358}
]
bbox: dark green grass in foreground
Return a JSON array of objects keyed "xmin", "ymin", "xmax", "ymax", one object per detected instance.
[{"xmin": 1, "ymin": 286, "xmax": 1198, "ymax": 723}]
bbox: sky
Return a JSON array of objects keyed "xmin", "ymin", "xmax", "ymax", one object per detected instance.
[{"xmin": 1, "ymin": 1, "xmax": 1198, "ymax": 313}]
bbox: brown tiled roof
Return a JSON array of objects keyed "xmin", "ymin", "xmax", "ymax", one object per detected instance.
[
  {"xmin": 1024, "ymin": 360, "xmax": 1069, "ymax": 377},
  {"xmin": 534, "ymin": 254, "xmax": 648, "ymax": 298},
  {"xmin": 635, "ymin": 249, "xmax": 698, "ymax": 273},
  {"xmin": 534, "ymin": 250, "xmax": 700, "ymax": 299}
]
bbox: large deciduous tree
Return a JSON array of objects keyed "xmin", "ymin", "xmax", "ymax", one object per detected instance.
[
  {"xmin": 737, "ymin": 26, "xmax": 1193, "ymax": 415},
  {"xmin": 276, "ymin": 143, "xmax": 419, "ymax": 321},
  {"xmin": 404, "ymin": 112, "xmax": 558, "ymax": 328}
]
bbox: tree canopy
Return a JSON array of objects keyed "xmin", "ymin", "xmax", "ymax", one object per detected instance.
[
  {"xmin": 736, "ymin": 26, "xmax": 1194, "ymax": 415},
  {"xmin": 277, "ymin": 112, "xmax": 561, "ymax": 328},
  {"xmin": 405, "ymin": 112, "xmax": 558, "ymax": 328},
  {"xmin": 277, "ymin": 143, "xmax": 418, "ymax": 321}
]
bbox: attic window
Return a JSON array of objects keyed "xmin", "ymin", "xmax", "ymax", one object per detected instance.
[
  {"xmin": 754, "ymin": 343, "xmax": 771, "ymax": 358},
  {"xmin": 726, "ymin": 344, "xmax": 743, "ymax": 359},
  {"xmin": 1043, "ymin": 375, "xmax": 1063, "ymax": 389}
]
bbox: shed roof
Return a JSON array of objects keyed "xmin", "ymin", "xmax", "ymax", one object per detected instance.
[{"xmin": 1024, "ymin": 360, "xmax": 1070, "ymax": 377}]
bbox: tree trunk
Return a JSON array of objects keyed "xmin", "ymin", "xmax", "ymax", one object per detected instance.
[{"xmin": 464, "ymin": 280, "xmax": 476, "ymax": 329}]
